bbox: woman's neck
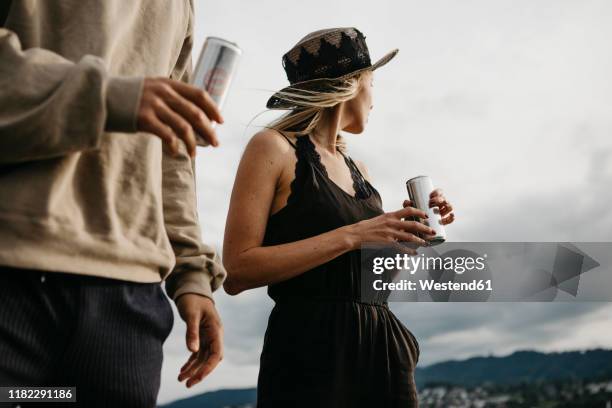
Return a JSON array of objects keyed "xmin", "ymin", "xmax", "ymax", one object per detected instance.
[{"xmin": 311, "ymin": 105, "xmax": 344, "ymax": 154}]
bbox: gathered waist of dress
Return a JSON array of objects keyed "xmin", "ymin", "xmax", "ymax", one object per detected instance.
[{"xmin": 271, "ymin": 294, "xmax": 389, "ymax": 307}]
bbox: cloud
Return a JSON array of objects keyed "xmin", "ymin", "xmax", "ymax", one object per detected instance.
[{"xmin": 390, "ymin": 302, "xmax": 612, "ymax": 366}]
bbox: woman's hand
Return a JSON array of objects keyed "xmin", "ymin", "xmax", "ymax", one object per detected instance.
[
  {"xmin": 428, "ymin": 188, "xmax": 455, "ymax": 225},
  {"xmin": 344, "ymin": 205, "xmax": 437, "ymax": 250}
]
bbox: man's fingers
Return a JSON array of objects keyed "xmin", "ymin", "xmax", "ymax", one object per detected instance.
[
  {"xmin": 157, "ymin": 104, "xmax": 197, "ymax": 158},
  {"xmin": 180, "ymin": 351, "xmax": 198, "ymax": 374},
  {"xmin": 178, "ymin": 349, "xmax": 207, "ymax": 382},
  {"xmin": 143, "ymin": 116, "xmax": 179, "ymax": 155},
  {"xmin": 178, "ymin": 350, "xmax": 205, "ymax": 383},
  {"xmin": 185, "ymin": 313, "xmax": 201, "ymax": 353},
  {"xmin": 170, "ymin": 81, "xmax": 224, "ymax": 124},
  {"xmin": 185, "ymin": 343, "xmax": 223, "ymax": 388},
  {"xmin": 181, "ymin": 319, "xmax": 224, "ymax": 387},
  {"xmin": 178, "ymin": 352, "xmax": 199, "ymax": 382},
  {"xmin": 164, "ymin": 92, "xmax": 219, "ymax": 148},
  {"xmin": 403, "ymin": 199, "xmax": 411, "ymax": 208},
  {"xmin": 180, "ymin": 334, "xmax": 223, "ymax": 387},
  {"xmin": 138, "ymin": 78, "xmax": 225, "ymax": 152}
]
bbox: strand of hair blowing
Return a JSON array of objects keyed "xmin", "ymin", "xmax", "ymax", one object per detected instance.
[{"xmin": 266, "ymin": 74, "xmax": 364, "ymax": 152}]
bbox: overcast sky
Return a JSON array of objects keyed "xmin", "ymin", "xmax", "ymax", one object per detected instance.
[{"xmin": 158, "ymin": 0, "xmax": 612, "ymax": 404}]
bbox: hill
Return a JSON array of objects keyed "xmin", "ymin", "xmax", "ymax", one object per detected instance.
[{"xmin": 160, "ymin": 349, "xmax": 612, "ymax": 407}]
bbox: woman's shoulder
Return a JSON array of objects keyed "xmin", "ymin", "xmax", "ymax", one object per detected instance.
[
  {"xmin": 246, "ymin": 128, "xmax": 296, "ymax": 156},
  {"xmin": 240, "ymin": 129, "xmax": 298, "ymax": 177}
]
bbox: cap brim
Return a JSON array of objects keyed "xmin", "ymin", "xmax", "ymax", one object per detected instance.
[
  {"xmin": 371, "ymin": 48, "xmax": 399, "ymax": 71},
  {"xmin": 266, "ymin": 48, "xmax": 399, "ymax": 110}
]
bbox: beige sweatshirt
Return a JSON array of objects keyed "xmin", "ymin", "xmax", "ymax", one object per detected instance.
[{"xmin": 0, "ymin": 0, "xmax": 226, "ymax": 301}]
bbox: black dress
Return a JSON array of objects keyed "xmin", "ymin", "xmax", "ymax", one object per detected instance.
[{"xmin": 257, "ymin": 134, "xmax": 420, "ymax": 408}]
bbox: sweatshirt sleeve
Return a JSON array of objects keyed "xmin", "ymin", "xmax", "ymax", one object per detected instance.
[
  {"xmin": 162, "ymin": 17, "xmax": 227, "ymax": 303},
  {"xmin": 0, "ymin": 28, "xmax": 143, "ymax": 164},
  {"xmin": 161, "ymin": 139, "xmax": 227, "ymax": 303}
]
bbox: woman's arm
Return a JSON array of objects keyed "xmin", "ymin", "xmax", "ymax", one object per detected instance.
[
  {"xmin": 223, "ymin": 131, "xmax": 355, "ymax": 295},
  {"xmin": 222, "ymin": 131, "xmax": 433, "ymax": 295}
]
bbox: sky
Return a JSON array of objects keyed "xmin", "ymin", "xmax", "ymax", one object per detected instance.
[{"xmin": 158, "ymin": 0, "xmax": 612, "ymax": 404}]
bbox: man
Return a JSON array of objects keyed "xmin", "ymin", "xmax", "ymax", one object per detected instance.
[{"xmin": 0, "ymin": 1, "xmax": 226, "ymax": 406}]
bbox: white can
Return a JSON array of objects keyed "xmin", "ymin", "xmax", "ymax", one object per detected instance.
[
  {"xmin": 406, "ymin": 175, "xmax": 446, "ymax": 245},
  {"xmin": 191, "ymin": 37, "xmax": 242, "ymax": 146}
]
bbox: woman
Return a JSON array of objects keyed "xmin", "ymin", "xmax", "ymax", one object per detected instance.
[{"xmin": 223, "ymin": 28, "xmax": 455, "ymax": 407}]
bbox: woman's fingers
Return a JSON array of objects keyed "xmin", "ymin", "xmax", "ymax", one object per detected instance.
[
  {"xmin": 429, "ymin": 193, "xmax": 455, "ymax": 219},
  {"xmin": 395, "ymin": 219, "xmax": 436, "ymax": 236},
  {"xmin": 430, "ymin": 188, "xmax": 443, "ymax": 198},
  {"xmin": 393, "ymin": 230, "xmax": 428, "ymax": 246},
  {"xmin": 429, "ymin": 195, "xmax": 448, "ymax": 208},
  {"xmin": 441, "ymin": 212, "xmax": 456, "ymax": 225},
  {"xmin": 439, "ymin": 203, "xmax": 454, "ymax": 217},
  {"xmin": 394, "ymin": 205, "xmax": 428, "ymax": 220}
]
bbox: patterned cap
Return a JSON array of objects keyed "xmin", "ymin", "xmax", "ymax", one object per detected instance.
[{"xmin": 267, "ymin": 27, "xmax": 398, "ymax": 109}]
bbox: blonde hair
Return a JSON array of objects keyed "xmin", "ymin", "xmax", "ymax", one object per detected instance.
[{"xmin": 266, "ymin": 73, "xmax": 365, "ymax": 152}]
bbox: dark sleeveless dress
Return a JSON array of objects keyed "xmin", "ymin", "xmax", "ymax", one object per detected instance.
[{"xmin": 256, "ymin": 134, "xmax": 420, "ymax": 408}]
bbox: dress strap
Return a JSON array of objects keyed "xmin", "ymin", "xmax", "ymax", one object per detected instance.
[
  {"xmin": 279, "ymin": 134, "xmax": 315, "ymax": 208},
  {"xmin": 295, "ymin": 135, "xmax": 329, "ymax": 177},
  {"xmin": 277, "ymin": 131, "xmax": 297, "ymax": 149}
]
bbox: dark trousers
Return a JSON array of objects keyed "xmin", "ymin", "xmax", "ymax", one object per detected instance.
[{"xmin": 0, "ymin": 266, "xmax": 174, "ymax": 408}]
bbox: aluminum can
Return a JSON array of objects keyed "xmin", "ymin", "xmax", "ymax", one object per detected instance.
[
  {"xmin": 406, "ymin": 175, "xmax": 446, "ymax": 245},
  {"xmin": 191, "ymin": 37, "xmax": 242, "ymax": 146}
]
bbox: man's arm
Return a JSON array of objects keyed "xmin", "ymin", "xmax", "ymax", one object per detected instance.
[
  {"xmin": 162, "ymin": 15, "xmax": 226, "ymax": 387},
  {"xmin": 0, "ymin": 28, "xmax": 143, "ymax": 164},
  {"xmin": 161, "ymin": 31, "xmax": 226, "ymax": 302},
  {"xmin": 0, "ymin": 22, "xmax": 223, "ymax": 165},
  {"xmin": 161, "ymin": 133, "xmax": 227, "ymax": 302}
]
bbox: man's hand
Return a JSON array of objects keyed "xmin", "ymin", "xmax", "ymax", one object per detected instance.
[
  {"xmin": 175, "ymin": 293, "xmax": 223, "ymax": 388},
  {"xmin": 137, "ymin": 77, "xmax": 225, "ymax": 159}
]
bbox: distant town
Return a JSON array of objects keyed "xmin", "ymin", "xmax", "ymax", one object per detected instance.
[{"xmin": 418, "ymin": 379, "xmax": 612, "ymax": 407}]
